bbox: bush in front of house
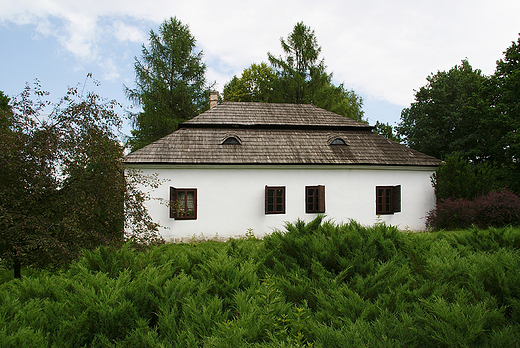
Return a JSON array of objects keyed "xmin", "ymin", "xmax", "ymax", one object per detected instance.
[
  {"xmin": 2, "ymin": 218, "xmax": 520, "ymax": 347},
  {"xmin": 427, "ymin": 189, "xmax": 520, "ymax": 230}
]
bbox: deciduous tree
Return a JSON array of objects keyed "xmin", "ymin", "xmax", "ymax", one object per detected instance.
[
  {"xmin": 223, "ymin": 63, "xmax": 278, "ymax": 102},
  {"xmin": 373, "ymin": 121, "xmax": 401, "ymax": 143},
  {"xmin": 397, "ymin": 60, "xmax": 487, "ymax": 161},
  {"xmin": 484, "ymin": 35, "xmax": 520, "ymax": 192},
  {"xmin": 0, "ymin": 79, "xmax": 161, "ymax": 278},
  {"xmin": 399, "ymin": 35, "xmax": 520, "ymax": 195}
]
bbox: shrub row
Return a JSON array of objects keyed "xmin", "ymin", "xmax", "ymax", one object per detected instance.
[
  {"xmin": 1, "ymin": 218, "xmax": 520, "ymax": 347},
  {"xmin": 427, "ymin": 189, "xmax": 520, "ymax": 230}
]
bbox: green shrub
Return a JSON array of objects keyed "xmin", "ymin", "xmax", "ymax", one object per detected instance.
[
  {"xmin": 427, "ymin": 189, "xmax": 520, "ymax": 230},
  {"xmin": 1, "ymin": 219, "xmax": 520, "ymax": 347},
  {"xmin": 431, "ymin": 154, "xmax": 496, "ymax": 200}
]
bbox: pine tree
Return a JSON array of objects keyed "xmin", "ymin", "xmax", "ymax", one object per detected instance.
[{"xmin": 125, "ymin": 17, "xmax": 208, "ymax": 151}]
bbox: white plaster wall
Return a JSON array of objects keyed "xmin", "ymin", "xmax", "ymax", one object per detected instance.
[{"xmin": 127, "ymin": 165, "xmax": 436, "ymax": 241}]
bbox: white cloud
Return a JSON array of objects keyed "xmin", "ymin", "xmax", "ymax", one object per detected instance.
[
  {"xmin": 112, "ymin": 21, "xmax": 147, "ymax": 43},
  {"xmin": 1, "ymin": 0, "xmax": 519, "ymax": 108}
]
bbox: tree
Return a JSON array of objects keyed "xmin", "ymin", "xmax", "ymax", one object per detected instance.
[
  {"xmin": 267, "ymin": 22, "xmax": 324, "ymax": 104},
  {"xmin": 398, "ymin": 37, "xmax": 520, "ymax": 196},
  {"xmin": 483, "ymin": 34, "xmax": 520, "ymax": 192},
  {"xmin": 431, "ymin": 154, "xmax": 495, "ymax": 200},
  {"xmin": 224, "ymin": 22, "xmax": 365, "ymax": 122},
  {"xmin": 0, "ymin": 79, "xmax": 161, "ymax": 278},
  {"xmin": 125, "ymin": 17, "xmax": 208, "ymax": 151},
  {"xmin": 373, "ymin": 121, "xmax": 401, "ymax": 143},
  {"xmin": 223, "ymin": 63, "xmax": 279, "ymax": 102},
  {"xmin": 397, "ymin": 60, "xmax": 487, "ymax": 161}
]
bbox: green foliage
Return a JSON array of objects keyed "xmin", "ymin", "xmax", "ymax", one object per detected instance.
[
  {"xmin": 223, "ymin": 63, "xmax": 279, "ymax": 103},
  {"xmin": 2, "ymin": 219, "xmax": 520, "ymax": 347},
  {"xmin": 397, "ymin": 59, "xmax": 487, "ymax": 161},
  {"xmin": 0, "ymin": 81, "xmax": 162, "ymax": 279},
  {"xmin": 125, "ymin": 17, "xmax": 209, "ymax": 151},
  {"xmin": 224, "ymin": 22, "xmax": 365, "ymax": 122},
  {"xmin": 373, "ymin": 121, "xmax": 401, "ymax": 143},
  {"xmin": 399, "ymin": 35, "xmax": 520, "ymax": 194},
  {"xmin": 432, "ymin": 154, "xmax": 496, "ymax": 200}
]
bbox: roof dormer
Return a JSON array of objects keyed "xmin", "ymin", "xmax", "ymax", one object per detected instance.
[
  {"xmin": 327, "ymin": 136, "xmax": 348, "ymax": 146},
  {"xmin": 221, "ymin": 133, "xmax": 242, "ymax": 145}
]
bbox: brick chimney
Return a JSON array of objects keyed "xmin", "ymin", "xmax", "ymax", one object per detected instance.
[{"xmin": 210, "ymin": 91, "xmax": 219, "ymax": 108}]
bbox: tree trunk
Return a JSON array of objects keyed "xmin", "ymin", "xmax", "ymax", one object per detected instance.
[{"xmin": 14, "ymin": 258, "xmax": 21, "ymax": 279}]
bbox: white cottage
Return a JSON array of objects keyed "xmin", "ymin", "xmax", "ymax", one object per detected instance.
[{"xmin": 124, "ymin": 101, "xmax": 440, "ymax": 241}]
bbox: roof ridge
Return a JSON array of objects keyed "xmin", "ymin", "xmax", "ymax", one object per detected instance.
[{"xmin": 182, "ymin": 101, "xmax": 371, "ymax": 129}]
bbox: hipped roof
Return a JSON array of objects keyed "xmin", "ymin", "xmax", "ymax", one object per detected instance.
[{"xmin": 124, "ymin": 102, "xmax": 440, "ymax": 167}]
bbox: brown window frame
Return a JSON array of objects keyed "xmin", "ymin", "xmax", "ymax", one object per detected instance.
[
  {"xmin": 306, "ymin": 185, "xmax": 325, "ymax": 213},
  {"xmin": 170, "ymin": 187, "xmax": 197, "ymax": 220},
  {"xmin": 265, "ymin": 186, "xmax": 286, "ymax": 214},
  {"xmin": 376, "ymin": 185, "xmax": 401, "ymax": 215}
]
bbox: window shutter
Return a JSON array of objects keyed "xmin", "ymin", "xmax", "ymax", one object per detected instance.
[
  {"xmin": 392, "ymin": 185, "xmax": 401, "ymax": 213},
  {"xmin": 265, "ymin": 185, "xmax": 268, "ymax": 214},
  {"xmin": 318, "ymin": 185, "xmax": 326, "ymax": 213},
  {"xmin": 192, "ymin": 189, "xmax": 198, "ymax": 219},
  {"xmin": 170, "ymin": 187, "xmax": 177, "ymax": 218}
]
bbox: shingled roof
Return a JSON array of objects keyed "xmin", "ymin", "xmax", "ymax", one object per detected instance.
[{"xmin": 124, "ymin": 102, "xmax": 440, "ymax": 166}]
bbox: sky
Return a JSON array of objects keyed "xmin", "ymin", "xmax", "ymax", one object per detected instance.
[{"xmin": 1, "ymin": 0, "xmax": 519, "ymax": 139}]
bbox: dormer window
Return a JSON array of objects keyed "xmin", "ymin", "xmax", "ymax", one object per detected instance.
[
  {"xmin": 221, "ymin": 134, "xmax": 242, "ymax": 145},
  {"xmin": 222, "ymin": 137, "xmax": 240, "ymax": 144},
  {"xmin": 328, "ymin": 137, "xmax": 347, "ymax": 145}
]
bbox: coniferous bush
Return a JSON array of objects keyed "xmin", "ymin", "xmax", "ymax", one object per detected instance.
[{"xmin": 1, "ymin": 218, "xmax": 520, "ymax": 347}]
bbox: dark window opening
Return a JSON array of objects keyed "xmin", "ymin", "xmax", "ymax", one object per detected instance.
[
  {"xmin": 222, "ymin": 136, "xmax": 240, "ymax": 145},
  {"xmin": 306, "ymin": 185, "xmax": 325, "ymax": 213},
  {"xmin": 170, "ymin": 187, "xmax": 197, "ymax": 220},
  {"xmin": 330, "ymin": 138, "xmax": 347, "ymax": 145},
  {"xmin": 265, "ymin": 186, "xmax": 286, "ymax": 214},
  {"xmin": 376, "ymin": 185, "xmax": 401, "ymax": 215}
]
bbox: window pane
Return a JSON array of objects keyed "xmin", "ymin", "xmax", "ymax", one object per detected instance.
[{"xmin": 187, "ymin": 191, "xmax": 195, "ymax": 209}]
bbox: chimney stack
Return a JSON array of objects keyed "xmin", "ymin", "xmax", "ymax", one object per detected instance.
[{"xmin": 210, "ymin": 91, "xmax": 219, "ymax": 109}]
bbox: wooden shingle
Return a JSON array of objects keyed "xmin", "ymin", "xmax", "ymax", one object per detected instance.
[{"xmin": 125, "ymin": 102, "xmax": 440, "ymax": 167}]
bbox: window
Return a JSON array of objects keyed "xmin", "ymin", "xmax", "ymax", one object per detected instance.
[
  {"xmin": 221, "ymin": 134, "xmax": 242, "ymax": 145},
  {"xmin": 265, "ymin": 186, "xmax": 285, "ymax": 214},
  {"xmin": 330, "ymin": 138, "xmax": 347, "ymax": 145},
  {"xmin": 376, "ymin": 185, "xmax": 401, "ymax": 215},
  {"xmin": 170, "ymin": 187, "xmax": 197, "ymax": 219},
  {"xmin": 222, "ymin": 137, "xmax": 240, "ymax": 145},
  {"xmin": 328, "ymin": 136, "xmax": 348, "ymax": 145},
  {"xmin": 306, "ymin": 185, "xmax": 325, "ymax": 213}
]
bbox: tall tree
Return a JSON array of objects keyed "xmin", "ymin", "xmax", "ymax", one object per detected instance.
[
  {"xmin": 484, "ymin": 34, "xmax": 520, "ymax": 192},
  {"xmin": 225, "ymin": 22, "xmax": 365, "ymax": 122},
  {"xmin": 268, "ymin": 22, "xmax": 324, "ymax": 104},
  {"xmin": 0, "ymin": 79, "xmax": 161, "ymax": 278},
  {"xmin": 486, "ymin": 35, "xmax": 520, "ymax": 164},
  {"xmin": 125, "ymin": 17, "xmax": 208, "ymax": 151},
  {"xmin": 398, "ymin": 36, "xmax": 520, "ymax": 195},
  {"xmin": 397, "ymin": 60, "xmax": 487, "ymax": 161}
]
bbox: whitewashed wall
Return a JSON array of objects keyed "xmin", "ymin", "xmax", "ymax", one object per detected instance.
[{"xmin": 127, "ymin": 164, "xmax": 436, "ymax": 241}]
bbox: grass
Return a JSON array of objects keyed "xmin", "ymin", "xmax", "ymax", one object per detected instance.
[{"xmin": 1, "ymin": 217, "xmax": 520, "ymax": 347}]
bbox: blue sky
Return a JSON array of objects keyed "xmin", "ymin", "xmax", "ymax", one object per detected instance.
[{"xmin": 1, "ymin": 0, "xmax": 519, "ymax": 139}]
